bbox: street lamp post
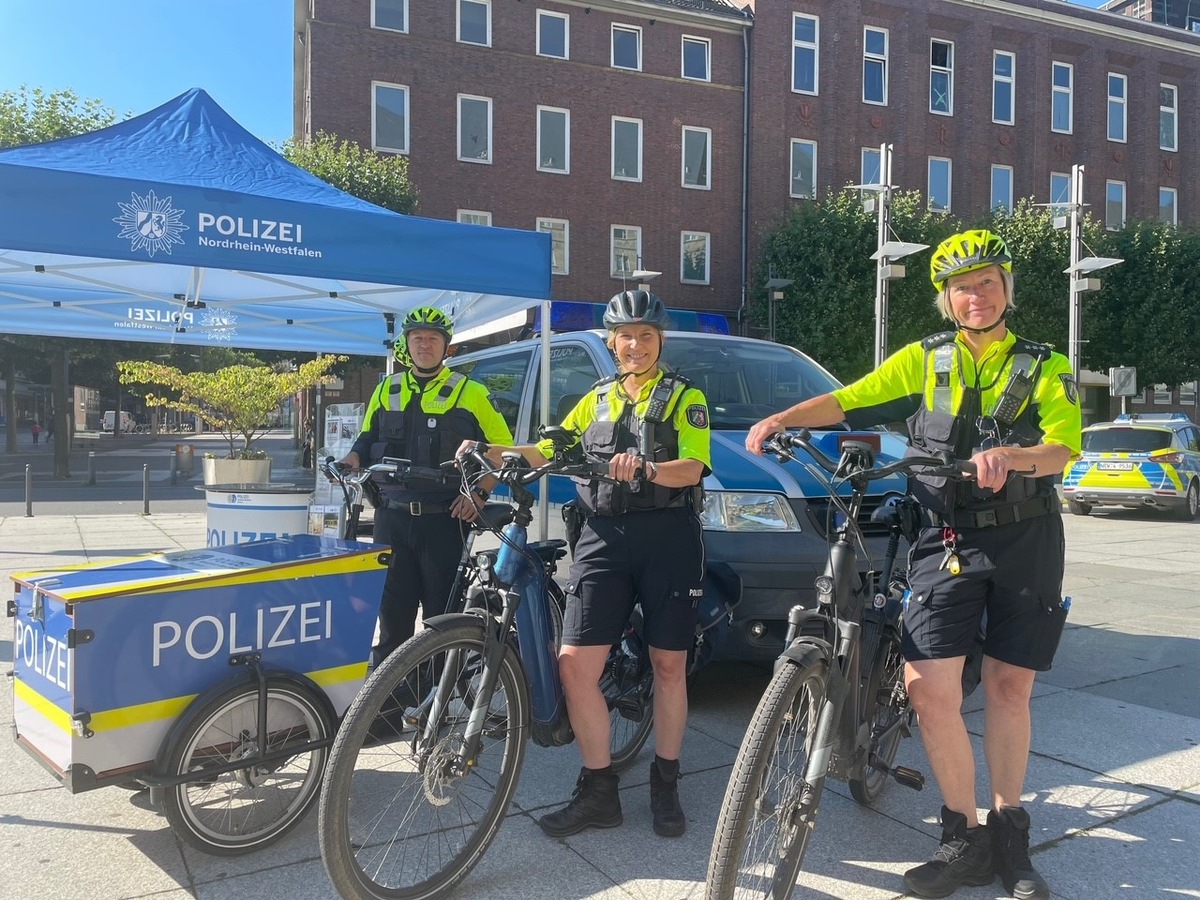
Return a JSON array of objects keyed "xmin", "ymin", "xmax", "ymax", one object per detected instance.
[{"xmin": 764, "ymin": 274, "xmax": 794, "ymax": 343}]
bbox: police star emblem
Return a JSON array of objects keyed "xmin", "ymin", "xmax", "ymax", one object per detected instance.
[{"xmin": 1059, "ymin": 374, "xmax": 1079, "ymax": 405}]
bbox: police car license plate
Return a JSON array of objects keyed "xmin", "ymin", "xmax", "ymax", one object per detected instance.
[{"xmin": 1097, "ymin": 461, "xmax": 1133, "ymax": 471}]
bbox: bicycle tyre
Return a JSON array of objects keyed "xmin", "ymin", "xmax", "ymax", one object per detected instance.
[
  {"xmin": 848, "ymin": 633, "xmax": 907, "ymax": 806},
  {"xmin": 319, "ymin": 619, "xmax": 529, "ymax": 900},
  {"xmin": 706, "ymin": 653, "xmax": 829, "ymax": 900},
  {"xmin": 160, "ymin": 674, "xmax": 332, "ymax": 855}
]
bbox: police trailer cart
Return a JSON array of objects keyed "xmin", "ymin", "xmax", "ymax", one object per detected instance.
[{"xmin": 8, "ymin": 535, "xmax": 387, "ymax": 855}]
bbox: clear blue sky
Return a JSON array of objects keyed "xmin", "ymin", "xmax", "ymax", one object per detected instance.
[{"xmin": 0, "ymin": 0, "xmax": 294, "ymax": 144}]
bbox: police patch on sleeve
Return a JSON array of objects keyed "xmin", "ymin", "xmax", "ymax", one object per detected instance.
[
  {"xmin": 1059, "ymin": 373, "xmax": 1079, "ymax": 405},
  {"xmin": 686, "ymin": 404, "xmax": 709, "ymax": 428}
]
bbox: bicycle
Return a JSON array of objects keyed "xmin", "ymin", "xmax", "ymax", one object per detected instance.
[
  {"xmin": 317, "ymin": 430, "xmax": 656, "ymax": 900},
  {"xmin": 706, "ymin": 430, "xmax": 978, "ymax": 900}
]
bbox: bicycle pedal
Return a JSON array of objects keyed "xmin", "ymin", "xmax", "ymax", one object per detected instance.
[{"xmin": 890, "ymin": 766, "xmax": 925, "ymax": 791}]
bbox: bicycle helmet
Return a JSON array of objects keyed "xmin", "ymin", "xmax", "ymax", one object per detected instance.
[
  {"xmin": 401, "ymin": 306, "xmax": 455, "ymax": 341},
  {"xmin": 602, "ymin": 290, "xmax": 669, "ymax": 330},
  {"xmin": 929, "ymin": 229, "xmax": 1012, "ymax": 291},
  {"xmin": 391, "ymin": 334, "xmax": 411, "ymax": 366}
]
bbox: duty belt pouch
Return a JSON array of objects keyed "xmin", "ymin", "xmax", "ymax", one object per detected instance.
[{"xmin": 561, "ymin": 498, "xmax": 587, "ymax": 553}]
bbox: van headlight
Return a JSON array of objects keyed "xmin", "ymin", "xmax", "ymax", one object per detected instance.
[{"xmin": 700, "ymin": 492, "xmax": 801, "ymax": 532}]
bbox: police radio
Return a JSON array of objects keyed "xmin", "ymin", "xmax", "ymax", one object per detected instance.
[{"xmin": 992, "ymin": 369, "xmax": 1034, "ymax": 427}]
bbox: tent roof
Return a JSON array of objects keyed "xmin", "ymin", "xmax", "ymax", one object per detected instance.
[{"xmin": 0, "ymin": 88, "xmax": 551, "ymax": 356}]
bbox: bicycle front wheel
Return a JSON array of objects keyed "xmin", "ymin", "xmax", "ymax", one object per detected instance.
[
  {"xmin": 319, "ymin": 619, "xmax": 529, "ymax": 900},
  {"xmin": 706, "ymin": 654, "xmax": 829, "ymax": 900},
  {"xmin": 849, "ymin": 633, "xmax": 907, "ymax": 807}
]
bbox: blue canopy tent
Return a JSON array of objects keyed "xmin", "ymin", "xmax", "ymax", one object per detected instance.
[{"xmin": 0, "ymin": 89, "xmax": 552, "ymax": 356}]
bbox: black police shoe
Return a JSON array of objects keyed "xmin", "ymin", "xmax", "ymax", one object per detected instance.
[
  {"xmin": 988, "ymin": 806, "xmax": 1050, "ymax": 900},
  {"xmin": 903, "ymin": 806, "xmax": 994, "ymax": 898},
  {"xmin": 649, "ymin": 757, "xmax": 685, "ymax": 837},
  {"xmin": 539, "ymin": 767, "xmax": 622, "ymax": 837}
]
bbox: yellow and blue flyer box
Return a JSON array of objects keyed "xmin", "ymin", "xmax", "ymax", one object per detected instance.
[{"xmin": 9, "ymin": 535, "xmax": 386, "ymax": 792}]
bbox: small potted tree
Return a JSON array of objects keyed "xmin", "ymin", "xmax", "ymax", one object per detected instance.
[{"xmin": 118, "ymin": 355, "xmax": 345, "ymax": 485}]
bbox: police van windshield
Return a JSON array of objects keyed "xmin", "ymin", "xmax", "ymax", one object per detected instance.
[
  {"xmin": 1083, "ymin": 427, "xmax": 1172, "ymax": 454},
  {"xmin": 660, "ymin": 336, "xmax": 841, "ymax": 430}
]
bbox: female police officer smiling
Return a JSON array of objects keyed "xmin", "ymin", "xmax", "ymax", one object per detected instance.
[{"xmin": 460, "ymin": 290, "xmax": 711, "ymax": 839}]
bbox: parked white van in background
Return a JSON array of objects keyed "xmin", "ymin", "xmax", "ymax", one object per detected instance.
[{"xmin": 102, "ymin": 410, "xmax": 135, "ymax": 433}]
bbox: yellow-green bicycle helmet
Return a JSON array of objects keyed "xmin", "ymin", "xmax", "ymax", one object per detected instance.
[
  {"xmin": 402, "ymin": 306, "xmax": 454, "ymax": 341},
  {"xmin": 929, "ymin": 229, "xmax": 1012, "ymax": 291}
]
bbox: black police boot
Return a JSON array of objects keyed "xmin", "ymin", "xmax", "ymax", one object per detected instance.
[
  {"xmin": 988, "ymin": 806, "xmax": 1050, "ymax": 900},
  {"xmin": 903, "ymin": 806, "xmax": 994, "ymax": 898},
  {"xmin": 649, "ymin": 756, "xmax": 685, "ymax": 837},
  {"xmin": 539, "ymin": 767, "xmax": 622, "ymax": 837}
]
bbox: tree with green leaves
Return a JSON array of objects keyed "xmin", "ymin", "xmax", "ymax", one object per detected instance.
[
  {"xmin": 281, "ymin": 131, "xmax": 418, "ymax": 214},
  {"xmin": 117, "ymin": 356, "xmax": 346, "ymax": 459}
]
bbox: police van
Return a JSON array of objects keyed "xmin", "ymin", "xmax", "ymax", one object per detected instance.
[{"xmin": 448, "ymin": 330, "xmax": 908, "ymax": 665}]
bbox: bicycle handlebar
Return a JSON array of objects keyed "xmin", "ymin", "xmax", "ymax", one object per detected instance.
[
  {"xmin": 458, "ymin": 443, "xmax": 635, "ymax": 491},
  {"xmin": 320, "ymin": 456, "xmax": 454, "ymax": 487},
  {"xmin": 763, "ymin": 430, "xmax": 979, "ymax": 483}
]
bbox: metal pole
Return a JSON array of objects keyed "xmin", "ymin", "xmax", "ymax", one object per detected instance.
[
  {"xmin": 537, "ymin": 299, "xmax": 552, "ymax": 541},
  {"xmin": 1068, "ymin": 163, "xmax": 1085, "ymax": 383},
  {"xmin": 25, "ymin": 464, "xmax": 33, "ymax": 517},
  {"xmin": 873, "ymin": 142, "xmax": 893, "ymax": 369},
  {"xmin": 143, "ymin": 464, "xmax": 151, "ymax": 516},
  {"xmin": 87, "ymin": 450, "xmax": 96, "ymax": 486}
]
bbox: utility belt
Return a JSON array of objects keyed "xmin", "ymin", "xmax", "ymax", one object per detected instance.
[
  {"xmin": 925, "ymin": 494, "xmax": 1057, "ymax": 530},
  {"xmin": 382, "ymin": 498, "xmax": 454, "ymax": 516}
]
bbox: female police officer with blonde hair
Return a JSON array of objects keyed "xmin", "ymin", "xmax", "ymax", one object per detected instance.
[
  {"xmin": 746, "ymin": 230, "xmax": 1080, "ymax": 900},
  {"xmin": 460, "ymin": 289, "xmax": 711, "ymax": 840}
]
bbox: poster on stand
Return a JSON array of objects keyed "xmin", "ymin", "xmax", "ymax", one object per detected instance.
[{"xmin": 310, "ymin": 402, "xmax": 365, "ymax": 537}]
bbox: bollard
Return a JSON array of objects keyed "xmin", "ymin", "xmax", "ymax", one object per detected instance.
[
  {"xmin": 143, "ymin": 464, "xmax": 151, "ymax": 516},
  {"xmin": 170, "ymin": 454, "xmax": 178, "ymax": 486},
  {"xmin": 87, "ymin": 451, "xmax": 96, "ymax": 486},
  {"xmin": 25, "ymin": 464, "xmax": 33, "ymax": 518}
]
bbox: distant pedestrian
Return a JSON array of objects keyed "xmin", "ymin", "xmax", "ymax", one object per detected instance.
[{"xmin": 31, "ymin": 421, "xmax": 41, "ymax": 445}]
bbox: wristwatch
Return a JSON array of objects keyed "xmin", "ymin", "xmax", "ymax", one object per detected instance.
[{"xmin": 474, "ymin": 488, "xmax": 490, "ymax": 502}]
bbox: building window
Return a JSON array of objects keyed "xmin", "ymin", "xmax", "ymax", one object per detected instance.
[
  {"xmin": 372, "ymin": 0, "xmax": 407, "ymax": 33},
  {"xmin": 930, "ymin": 40, "xmax": 954, "ymax": 115},
  {"xmin": 372, "ymin": 82, "xmax": 408, "ymax": 153},
  {"xmin": 1052, "ymin": 61, "xmax": 1073, "ymax": 134},
  {"xmin": 458, "ymin": 0, "xmax": 490, "ymax": 46},
  {"xmin": 863, "ymin": 27, "xmax": 888, "ymax": 105},
  {"xmin": 1161, "ymin": 187, "xmax": 1178, "ymax": 225},
  {"xmin": 682, "ymin": 126, "xmax": 711, "ymax": 189},
  {"xmin": 536, "ymin": 217, "xmax": 569, "ymax": 275},
  {"xmin": 1161, "ymin": 83, "xmax": 1178, "ymax": 151},
  {"xmin": 611, "ymin": 225, "xmax": 641, "ymax": 278},
  {"xmin": 682, "ymin": 35, "xmax": 710, "ymax": 81},
  {"xmin": 457, "ymin": 210, "xmax": 491, "ymax": 226},
  {"xmin": 790, "ymin": 139, "xmax": 817, "ymax": 199},
  {"xmin": 612, "ymin": 24, "xmax": 642, "ymax": 71},
  {"xmin": 990, "ymin": 165, "xmax": 1013, "ymax": 215},
  {"xmin": 1131, "ymin": 388, "xmax": 1146, "ymax": 405},
  {"xmin": 612, "ymin": 117, "xmax": 642, "ymax": 181},
  {"xmin": 1050, "ymin": 172, "xmax": 1070, "ymax": 217},
  {"xmin": 993, "ymin": 51, "xmax": 1015, "ymax": 125},
  {"xmin": 1107, "ymin": 73, "xmax": 1127, "ymax": 143},
  {"xmin": 1153, "ymin": 384, "xmax": 1172, "ymax": 405},
  {"xmin": 537, "ymin": 106, "xmax": 569, "ymax": 174},
  {"xmin": 681, "ymin": 231, "xmax": 711, "ymax": 284},
  {"xmin": 537, "ymin": 10, "xmax": 569, "ymax": 59},
  {"xmin": 1106, "ymin": 180, "xmax": 1126, "ymax": 231},
  {"xmin": 458, "ymin": 94, "xmax": 492, "ymax": 163},
  {"xmin": 1181, "ymin": 381, "xmax": 1197, "ymax": 404},
  {"xmin": 792, "ymin": 14, "xmax": 819, "ymax": 95},
  {"xmin": 861, "ymin": 147, "xmax": 881, "ymax": 188},
  {"xmin": 928, "ymin": 156, "xmax": 951, "ymax": 213}
]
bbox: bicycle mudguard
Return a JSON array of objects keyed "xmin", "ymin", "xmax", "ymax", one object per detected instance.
[
  {"xmin": 420, "ymin": 612, "xmax": 491, "ymax": 633},
  {"xmin": 775, "ymin": 637, "xmax": 831, "ymax": 673}
]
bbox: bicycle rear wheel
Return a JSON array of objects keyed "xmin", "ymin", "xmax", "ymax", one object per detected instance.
[
  {"xmin": 602, "ymin": 621, "xmax": 654, "ymax": 771},
  {"xmin": 319, "ymin": 619, "xmax": 529, "ymax": 900},
  {"xmin": 848, "ymin": 633, "xmax": 907, "ymax": 806},
  {"xmin": 706, "ymin": 653, "xmax": 829, "ymax": 900}
]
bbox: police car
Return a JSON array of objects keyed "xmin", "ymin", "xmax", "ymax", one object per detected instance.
[
  {"xmin": 1061, "ymin": 412, "xmax": 1200, "ymax": 520},
  {"xmin": 448, "ymin": 330, "xmax": 908, "ymax": 665}
]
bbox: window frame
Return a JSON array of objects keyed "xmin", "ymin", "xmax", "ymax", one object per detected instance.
[
  {"xmin": 371, "ymin": 0, "xmax": 408, "ymax": 33},
  {"xmin": 681, "ymin": 34, "xmax": 711, "ymax": 82},
  {"xmin": 929, "ymin": 39, "xmax": 954, "ymax": 116},
  {"xmin": 457, "ymin": 93, "xmax": 493, "ymax": 164},
  {"xmin": 1161, "ymin": 83, "xmax": 1179, "ymax": 152},
  {"xmin": 610, "ymin": 224, "xmax": 642, "ymax": 279},
  {"xmin": 990, "ymin": 164, "xmax": 1014, "ymax": 215},
  {"xmin": 1052, "ymin": 61, "xmax": 1074, "ymax": 135},
  {"xmin": 371, "ymin": 81, "xmax": 409, "ymax": 154},
  {"xmin": 536, "ymin": 217, "xmax": 570, "ymax": 275},
  {"xmin": 861, "ymin": 146, "xmax": 882, "ymax": 188},
  {"xmin": 680, "ymin": 231, "xmax": 712, "ymax": 285},
  {"xmin": 457, "ymin": 0, "xmax": 491, "ymax": 47},
  {"xmin": 862, "ymin": 26, "xmax": 888, "ymax": 106},
  {"xmin": 928, "ymin": 156, "xmax": 952, "ymax": 214},
  {"xmin": 681, "ymin": 125, "xmax": 712, "ymax": 190},
  {"xmin": 536, "ymin": 9, "xmax": 569, "ymax": 59},
  {"xmin": 611, "ymin": 116, "xmax": 643, "ymax": 182},
  {"xmin": 992, "ymin": 50, "xmax": 1015, "ymax": 125},
  {"xmin": 1180, "ymin": 381, "xmax": 1197, "ymax": 405},
  {"xmin": 457, "ymin": 209, "xmax": 492, "ymax": 226},
  {"xmin": 1153, "ymin": 384, "xmax": 1172, "ymax": 405},
  {"xmin": 791, "ymin": 13, "xmax": 819, "ymax": 96},
  {"xmin": 1105, "ymin": 179, "xmax": 1126, "ymax": 231},
  {"xmin": 1107, "ymin": 72, "xmax": 1128, "ymax": 143},
  {"xmin": 789, "ymin": 138, "xmax": 817, "ymax": 200},
  {"xmin": 536, "ymin": 105, "xmax": 570, "ymax": 175},
  {"xmin": 1160, "ymin": 186, "xmax": 1179, "ymax": 226},
  {"xmin": 1050, "ymin": 171, "xmax": 1071, "ymax": 218},
  {"xmin": 612, "ymin": 23, "xmax": 643, "ymax": 71}
]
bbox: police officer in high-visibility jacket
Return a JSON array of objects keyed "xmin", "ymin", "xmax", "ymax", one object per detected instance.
[
  {"xmin": 459, "ymin": 290, "xmax": 711, "ymax": 840},
  {"xmin": 746, "ymin": 230, "xmax": 1080, "ymax": 900},
  {"xmin": 341, "ymin": 306, "xmax": 513, "ymax": 665}
]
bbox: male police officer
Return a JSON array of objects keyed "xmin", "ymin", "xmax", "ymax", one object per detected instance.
[
  {"xmin": 341, "ymin": 306, "xmax": 513, "ymax": 665},
  {"xmin": 747, "ymin": 230, "xmax": 1080, "ymax": 900}
]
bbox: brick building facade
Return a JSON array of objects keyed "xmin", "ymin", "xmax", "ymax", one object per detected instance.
[{"xmin": 296, "ymin": 0, "xmax": 1200, "ymax": 326}]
